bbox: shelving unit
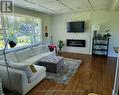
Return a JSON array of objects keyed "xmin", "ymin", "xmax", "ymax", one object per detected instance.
[{"xmin": 92, "ymin": 38, "xmax": 109, "ymax": 57}]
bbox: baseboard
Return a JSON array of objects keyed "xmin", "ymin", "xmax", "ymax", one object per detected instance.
[
  {"xmin": 63, "ymin": 51, "xmax": 91, "ymax": 55},
  {"xmin": 112, "ymin": 90, "xmax": 114, "ymax": 95}
]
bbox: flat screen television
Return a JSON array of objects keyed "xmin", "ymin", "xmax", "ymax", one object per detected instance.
[{"xmin": 67, "ymin": 21, "xmax": 85, "ymax": 33}]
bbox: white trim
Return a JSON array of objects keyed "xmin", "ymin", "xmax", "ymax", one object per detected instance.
[
  {"xmin": 112, "ymin": 50, "xmax": 119, "ymax": 95},
  {"xmin": 0, "ymin": 42, "xmax": 43, "ymax": 54},
  {"xmin": 112, "ymin": 89, "xmax": 118, "ymax": 95},
  {"xmin": 3, "ymin": 13, "xmax": 41, "ymax": 19}
]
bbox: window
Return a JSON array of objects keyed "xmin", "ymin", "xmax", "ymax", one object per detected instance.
[
  {"xmin": 0, "ymin": 18, "xmax": 5, "ymax": 49},
  {"xmin": 0, "ymin": 14, "xmax": 42, "ymax": 49}
]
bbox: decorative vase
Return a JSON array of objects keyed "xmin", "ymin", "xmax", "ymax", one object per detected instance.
[
  {"xmin": 93, "ymin": 30, "xmax": 97, "ymax": 38},
  {"xmin": 59, "ymin": 48, "xmax": 62, "ymax": 51},
  {"xmin": 58, "ymin": 48, "xmax": 62, "ymax": 56}
]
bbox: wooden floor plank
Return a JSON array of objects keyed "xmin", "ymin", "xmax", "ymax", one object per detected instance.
[{"xmin": 27, "ymin": 52, "xmax": 116, "ymax": 95}]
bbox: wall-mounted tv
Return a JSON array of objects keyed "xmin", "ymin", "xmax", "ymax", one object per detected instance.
[{"xmin": 67, "ymin": 21, "xmax": 85, "ymax": 33}]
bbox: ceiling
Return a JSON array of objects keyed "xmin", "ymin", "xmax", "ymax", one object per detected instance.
[{"xmin": 14, "ymin": 0, "xmax": 119, "ymax": 15}]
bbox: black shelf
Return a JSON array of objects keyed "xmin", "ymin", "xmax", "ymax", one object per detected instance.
[
  {"xmin": 93, "ymin": 49, "xmax": 107, "ymax": 51},
  {"xmin": 92, "ymin": 54, "xmax": 107, "ymax": 57},
  {"xmin": 92, "ymin": 38, "xmax": 109, "ymax": 57},
  {"xmin": 93, "ymin": 44, "xmax": 108, "ymax": 45},
  {"xmin": 93, "ymin": 38, "xmax": 108, "ymax": 40}
]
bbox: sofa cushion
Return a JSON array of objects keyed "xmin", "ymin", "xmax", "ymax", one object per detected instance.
[
  {"xmin": 0, "ymin": 60, "xmax": 6, "ymax": 66},
  {"xmin": 20, "ymin": 52, "xmax": 54, "ymax": 65},
  {"xmin": 6, "ymin": 52, "xmax": 18, "ymax": 63},
  {"xmin": 42, "ymin": 45, "xmax": 49, "ymax": 52},
  {"xmin": 8, "ymin": 61, "xmax": 46, "ymax": 83},
  {"xmin": 8, "ymin": 61, "xmax": 37, "ymax": 82},
  {"xmin": 29, "ymin": 65, "xmax": 46, "ymax": 83},
  {"xmin": 15, "ymin": 48, "xmax": 33, "ymax": 62},
  {"xmin": 31, "ymin": 45, "xmax": 44, "ymax": 55},
  {"xmin": 0, "ymin": 52, "xmax": 18, "ymax": 63},
  {"xmin": 0, "ymin": 55, "xmax": 4, "ymax": 60}
]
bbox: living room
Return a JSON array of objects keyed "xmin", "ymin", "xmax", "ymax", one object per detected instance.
[{"xmin": 0, "ymin": 0, "xmax": 119, "ymax": 95}]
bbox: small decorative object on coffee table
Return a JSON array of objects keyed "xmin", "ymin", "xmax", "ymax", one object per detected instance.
[{"xmin": 48, "ymin": 44, "xmax": 56, "ymax": 52}]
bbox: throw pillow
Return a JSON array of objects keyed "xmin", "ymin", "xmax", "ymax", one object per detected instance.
[
  {"xmin": 31, "ymin": 45, "xmax": 44, "ymax": 55},
  {"xmin": 8, "ymin": 61, "xmax": 37, "ymax": 82},
  {"xmin": 6, "ymin": 52, "xmax": 19, "ymax": 63},
  {"xmin": 30, "ymin": 64, "xmax": 37, "ymax": 73},
  {"xmin": 15, "ymin": 48, "xmax": 33, "ymax": 62}
]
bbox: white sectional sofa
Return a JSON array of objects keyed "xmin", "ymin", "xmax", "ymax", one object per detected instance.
[{"xmin": 0, "ymin": 44, "xmax": 55, "ymax": 95}]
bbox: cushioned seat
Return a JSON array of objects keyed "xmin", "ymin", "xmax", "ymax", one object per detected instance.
[
  {"xmin": 29, "ymin": 65, "xmax": 46, "ymax": 83},
  {"xmin": 38, "ymin": 55, "xmax": 64, "ymax": 73},
  {"xmin": 15, "ymin": 48, "xmax": 34, "ymax": 62},
  {"xmin": 20, "ymin": 52, "xmax": 54, "ymax": 65},
  {"xmin": 0, "ymin": 44, "xmax": 56, "ymax": 95}
]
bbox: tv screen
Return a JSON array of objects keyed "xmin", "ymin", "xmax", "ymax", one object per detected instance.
[{"xmin": 67, "ymin": 21, "xmax": 85, "ymax": 33}]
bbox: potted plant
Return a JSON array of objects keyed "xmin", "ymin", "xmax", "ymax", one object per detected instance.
[
  {"xmin": 103, "ymin": 29, "xmax": 111, "ymax": 38},
  {"xmin": 58, "ymin": 40, "xmax": 64, "ymax": 51}
]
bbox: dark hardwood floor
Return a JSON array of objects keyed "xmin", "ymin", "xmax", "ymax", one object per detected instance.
[{"xmin": 27, "ymin": 52, "xmax": 116, "ymax": 95}]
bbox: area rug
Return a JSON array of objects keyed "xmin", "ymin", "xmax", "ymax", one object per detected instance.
[{"xmin": 45, "ymin": 58, "xmax": 82, "ymax": 85}]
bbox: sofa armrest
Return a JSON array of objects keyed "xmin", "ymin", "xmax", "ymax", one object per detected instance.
[{"xmin": 0, "ymin": 66, "xmax": 28, "ymax": 95}]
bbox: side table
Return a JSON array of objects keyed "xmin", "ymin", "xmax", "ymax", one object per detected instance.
[{"xmin": 0, "ymin": 78, "xmax": 4, "ymax": 95}]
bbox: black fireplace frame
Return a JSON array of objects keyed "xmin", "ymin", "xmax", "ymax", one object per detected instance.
[{"xmin": 67, "ymin": 39, "xmax": 86, "ymax": 47}]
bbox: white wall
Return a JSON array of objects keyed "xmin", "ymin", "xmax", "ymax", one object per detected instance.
[
  {"xmin": 52, "ymin": 12, "xmax": 92, "ymax": 54},
  {"xmin": 92, "ymin": 11, "xmax": 119, "ymax": 57},
  {"xmin": 51, "ymin": 10, "xmax": 119, "ymax": 57}
]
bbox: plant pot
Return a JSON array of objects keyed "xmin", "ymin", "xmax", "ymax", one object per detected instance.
[{"xmin": 49, "ymin": 48, "xmax": 54, "ymax": 52}]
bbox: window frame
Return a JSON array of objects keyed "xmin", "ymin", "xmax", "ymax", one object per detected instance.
[{"xmin": 0, "ymin": 13, "xmax": 42, "ymax": 50}]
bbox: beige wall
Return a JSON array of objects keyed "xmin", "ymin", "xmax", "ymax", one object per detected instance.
[{"xmin": 51, "ymin": 10, "xmax": 119, "ymax": 57}]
